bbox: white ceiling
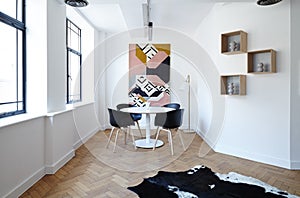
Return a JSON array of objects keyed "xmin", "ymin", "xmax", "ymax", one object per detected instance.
[{"xmin": 71, "ymin": 0, "xmax": 255, "ymax": 34}]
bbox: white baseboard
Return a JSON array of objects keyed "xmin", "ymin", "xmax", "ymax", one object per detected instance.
[
  {"xmin": 195, "ymin": 129, "xmax": 296, "ymax": 170},
  {"xmin": 45, "ymin": 149, "xmax": 75, "ymax": 174},
  {"xmin": 4, "ymin": 167, "xmax": 45, "ymax": 198},
  {"xmin": 6, "ymin": 148, "xmax": 76, "ymax": 197},
  {"xmin": 73, "ymin": 126, "xmax": 101, "ymax": 150},
  {"xmin": 215, "ymin": 144, "xmax": 291, "ymax": 169},
  {"xmin": 73, "ymin": 139, "xmax": 83, "ymax": 151},
  {"xmin": 195, "ymin": 128, "xmax": 216, "ymax": 150},
  {"xmin": 5, "ymin": 126, "xmax": 102, "ymax": 198},
  {"xmin": 290, "ymin": 161, "xmax": 300, "ymax": 170}
]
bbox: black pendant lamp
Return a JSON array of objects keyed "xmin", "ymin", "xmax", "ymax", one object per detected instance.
[
  {"xmin": 65, "ymin": 0, "xmax": 89, "ymax": 7},
  {"xmin": 257, "ymin": 0, "xmax": 282, "ymax": 6}
]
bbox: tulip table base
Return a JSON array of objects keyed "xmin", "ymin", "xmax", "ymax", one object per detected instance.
[{"xmin": 135, "ymin": 139, "xmax": 164, "ymax": 149}]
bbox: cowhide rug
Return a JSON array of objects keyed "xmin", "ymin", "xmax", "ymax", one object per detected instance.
[{"xmin": 128, "ymin": 165, "xmax": 299, "ymax": 198}]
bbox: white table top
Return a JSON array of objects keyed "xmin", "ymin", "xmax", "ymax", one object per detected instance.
[{"xmin": 120, "ymin": 106, "xmax": 175, "ymax": 114}]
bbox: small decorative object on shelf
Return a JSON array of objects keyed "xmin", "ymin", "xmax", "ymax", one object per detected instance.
[
  {"xmin": 227, "ymin": 83, "xmax": 235, "ymax": 95},
  {"xmin": 247, "ymin": 49, "xmax": 276, "ymax": 73},
  {"xmin": 221, "ymin": 30, "xmax": 247, "ymax": 55},
  {"xmin": 229, "ymin": 41, "xmax": 239, "ymax": 52},
  {"xmin": 257, "ymin": 62, "xmax": 264, "ymax": 72},
  {"xmin": 221, "ymin": 75, "xmax": 246, "ymax": 95}
]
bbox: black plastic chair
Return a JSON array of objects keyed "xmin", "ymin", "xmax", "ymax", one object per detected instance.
[
  {"xmin": 106, "ymin": 108, "xmax": 137, "ymax": 152},
  {"xmin": 153, "ymin": 109, "xmax": 185, "ymax": 155},
  {"xmin": 163, "ymin": 103, "xmax": 181, "ymax": 110},
  {"xmin": 116, "ymin": 103, "xmax": 143, "ymax": 137}
]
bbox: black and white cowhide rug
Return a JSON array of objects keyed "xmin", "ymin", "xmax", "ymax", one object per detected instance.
[{"xmin": 128, "ymin": 165, "xmax": 299, "ymax": 198}]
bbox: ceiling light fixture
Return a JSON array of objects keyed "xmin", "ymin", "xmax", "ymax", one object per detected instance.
[
  {"xmin": 257, "ymin": 0, "xmax": 282, "ymax": 6},
  {"xmin": 65, "ymin": 0, "xmax": 89, "ymax": 7}
]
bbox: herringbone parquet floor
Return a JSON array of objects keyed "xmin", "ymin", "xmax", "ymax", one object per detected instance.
[{"xmin": 21, "ymin": 129, "xmax": 300, "ymax": 197}]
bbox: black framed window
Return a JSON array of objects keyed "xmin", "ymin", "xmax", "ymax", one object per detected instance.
[
  {"xmin": 0, "ymin": 0, "xmax": 26, "ymax": 118},
  {"xmin": 66, "ymin": 19, "xmax": 82, "ymax": 104}
]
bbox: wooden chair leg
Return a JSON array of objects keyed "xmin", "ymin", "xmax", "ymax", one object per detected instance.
[
  {"xmin": 178, "ymin": 130, "xmax": 186, "ymax": 151},
  {"xmin": 153, "ymin": 126, "xmax": 160, "ymax": 139},
  {"xmin": 106, "ymin": 127, "xmax": 115, "ymax": 148},
  {"xmin": 129, "ymin": 127, "xmax": 137, "ymax": 150},
  {"xmin": 136, "ymin": 121, "xmax": 143, "ymax": 137},
  {"xmin": 168, "ymin": 130, "xmax": 174, "ymax": 155},
  {"xmin": 113, "ymin": 129, "xmax": 120, "ymax": 153},
  {"xmin": 152, "ymin": 127, "xmax": 161, "ymax": 151},
  {"xmin": 124, "ymin": 128, "xmax": 127, "ymax": 145}
]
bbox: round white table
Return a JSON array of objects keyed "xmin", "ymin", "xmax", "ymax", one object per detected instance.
[{"xmin": 120, "ymin": 106, "xmax": 175, "ymax": 148}]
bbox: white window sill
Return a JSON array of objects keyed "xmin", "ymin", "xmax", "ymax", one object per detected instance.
[
  {"xmin": 0, "ymin": 102, "xmax": 95, "ymax": 129},
  {"xmin": 0, "ymin": 113, "xmax": 45, "ymax": 129},
  {"xmin": 46, "ymin": 107, "xmax": 74, "ymax": 117},
  {"xmin": 67, "ymin": 101, "xmax": 95, "ymax": 109}
]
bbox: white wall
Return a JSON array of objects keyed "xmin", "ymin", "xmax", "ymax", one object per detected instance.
[
  {"xmin": 290, "ymin": 0, "xmax": 300, "ymax": 169},
  {"xmin": 94, "ymin": 30, "xmax": 109, "ymax": 128},
  {"xmin": 0, "ymin": 117, "xmax": 45, "ymax": 198},
  {"xmin": 0, "ymin": 0, "xmax": 101, "ymax": 197},
  {"xmin": 72, "ymin": 103, "xmax": 100, "ymax": 148},
  {"xmin": 195, "ymin": 1, "xmax": 291, "ymax": 168},
  {"xmin": 47, "ymin": 0, "xmax": 66, "ymax": 112},
  {"xmin": 45, "ymin": 111, "xmax": 76, "ymax": 174}
]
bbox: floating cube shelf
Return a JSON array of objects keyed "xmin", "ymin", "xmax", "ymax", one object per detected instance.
[
  {"xmin": 247, "ymin": 49, "xmax": 276, "ymax": 73},
  {"xmin": 221, "ymin": 30, "xmax": 248, "ymax": 55},
  {"xmin": 221, "ymin": 75, "xmax": 246, "ymax": 95}
]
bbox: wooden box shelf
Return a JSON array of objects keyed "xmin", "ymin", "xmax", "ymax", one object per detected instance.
[
  {"xmin": 247, "ymin": 49, "xmax": 276, "ymax": 73},
  {"xmin": 221, "ymin": 30, "xmax": 247, "ymax": 55},
  {"xmin": 221, "ymin": 75, "xmax": 246, "ymax": 95}
]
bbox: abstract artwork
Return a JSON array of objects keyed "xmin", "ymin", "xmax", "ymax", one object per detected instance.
[{"xmin": 129, "ymin": 44, "xmax": 171, "ymax": 107}]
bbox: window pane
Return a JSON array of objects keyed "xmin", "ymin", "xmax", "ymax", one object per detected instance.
[
  {"xmin": 67, "ymin": 19, "xmax": 81, "ymax": 104},
  {"xmin": 0, "ymin": 0, "xmax": 25, "ymax": 118},
  {"xmin": 0, "ymin": 103, "xmax": 17, "ymax": 113},
  {"xmin": 17, "ymin": 101, "xmax": 23, "ymax": 110},
  {"xmin": 17, "ymin": 0, "xmax": 22, "ymax": 21},
  {"xmin": 0, "ymin": 22, "xmax": 17, "ymax": 104},
  {"xmin": 17, "ymin": 29, "xmax": 23, "ymax": 102},
  {"xmin": 0, "ymin": 0, "xmax": 16, "ymax": 17},
  {"xmin": 70, "ymin": 29, "xmax": 80, "ymax": 51},
  {"xmin": 68, "ymin": 51, "xmax": 81, "ymax": 102},
  {"xmin": 67, "ymin": 20, "xmax": 81, "ymax": 52}
]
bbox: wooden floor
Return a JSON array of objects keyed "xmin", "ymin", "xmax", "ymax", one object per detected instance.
[{"xmin": 21, "ymin": 129, "xmax": 300, "ymax": 197}]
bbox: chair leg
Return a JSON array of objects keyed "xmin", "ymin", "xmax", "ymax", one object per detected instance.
[
  {"xmin": 136, "ymin": 121, "xmax": 143, "ymax": 137},
  {"xmin": 113, "ymin": 129, "xmax": 120, "ymax": 153},
  {"xmin": 130, "ymin": 127, "xmax": 137, "ymax": 150},
  {"xmin": 167, "ymin": 130, "xmax": 174, "ymax": 155},
  {"xmin": 106, "ymin": 127, "xmax": 115, "ymax": 148},
  {"xmin": 160, "ymin": 128, "xmax": 174, "ymax": 155},
  {"xmin": 124, "ymin": 128, "xmax": 127, "ymax": 145},
  {"xmin": 152, "ymin": 127, "xmax": 161, "ymax": 151},
  {"xmin": 153, "ymin": 126, "xmax": 160, "ymax": 139},
  {"xmin": 178, "ymin": 130, "xmax": 186, "ymax": 151}
]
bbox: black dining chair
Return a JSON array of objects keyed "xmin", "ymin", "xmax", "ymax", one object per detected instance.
[
  {"xmin": 163, "ymin": 103, "xmax": 181, "ymax": 110},
  {"xmin": 106, "ymin": 108, "xmax": 137, "ymax": 152},
  {"xmin": 116, "ymin": 103, "xmax": 143, "ymax": 137},
  {"xmin": 153, "ymin": 109, "xmax": 185, "ymax": 155}
]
